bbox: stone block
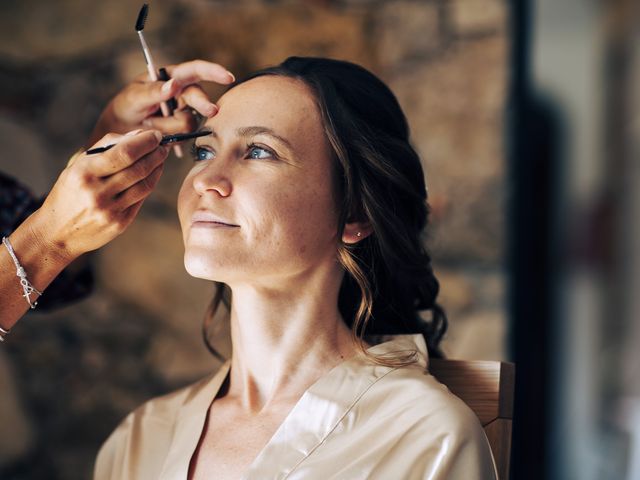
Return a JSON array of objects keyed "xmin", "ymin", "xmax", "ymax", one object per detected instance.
[
  {"xmin": 450, "ymin": 0, "xmax": 507, "ymax": 36},
  {"xmin": 435, "ymin": 267, "xmax": 476, "ymax": 315},
  {"xmin": 167, "ymin": 3, "xmax": 374, "ymax": 78},
  {"xmin": 373, "ymin": 1, "xmax": 441, "ymax": 68},
  {"xmin": 42, "ymin": 74, "xmax": 99, "ymax": 152},
  {"xmin": 441, "ymin": 308, "xmax": 507, "ymax": 360},
  {"xmin": 0, "ymin": 114, "xmax": 55, "ymax": 196},
  {"xmin": 0, "ymin": 0, "xmax": 172, "ymax": 62},
  {"xmin": 434, "ymin": 267, "xmax": 506, "ymax": 360},
  {"xmin": 430, "ymin": 178, "xmax": 505, "ymax": 264},
  {"xmin": 96, "ymin": 215, "xmax": 210, "ymax": 326},
  {"xmin": 388, "ymin": 35, "xmax": 508, "ymax": 264}
]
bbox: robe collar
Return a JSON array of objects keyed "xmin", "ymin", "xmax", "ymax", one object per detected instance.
[{"xmin": 158, "ymin": 334, "xmax": 428, "ymax": 479}]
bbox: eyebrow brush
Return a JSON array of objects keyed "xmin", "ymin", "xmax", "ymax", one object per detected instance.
[
  {"xmin": 85, "ymin": 130, "xmax": 211, "ymax": 155},
  {"xmin": 135, "ymin": 3, "xmax": 183, "ymax": 157}
]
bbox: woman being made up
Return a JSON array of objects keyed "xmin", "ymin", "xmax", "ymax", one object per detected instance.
[{"xmin": 93, "ymin": 57, "xmax": 498, "ymax": 480}]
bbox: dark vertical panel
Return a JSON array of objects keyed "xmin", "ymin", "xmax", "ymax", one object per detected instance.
[{"xmin": 507, "ymin": 1, "xmax": 560, "ymax": 478}]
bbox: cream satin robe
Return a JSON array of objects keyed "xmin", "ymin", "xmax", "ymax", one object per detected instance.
[{"xmin": 94, "ymin": 335, "xmax": 498, "ymax": 479}]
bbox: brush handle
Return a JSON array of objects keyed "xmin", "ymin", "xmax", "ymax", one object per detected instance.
[
  {"xmin": 85, "ymin": 130, "xmax": 211, "ymax": 156},
  {"xmin": 158, "ymin": 68, "xmax": 178, "ymax": 112},
  {"xmin": 137, "ymin": 31, "xmax": 182, "ymax": 157}
]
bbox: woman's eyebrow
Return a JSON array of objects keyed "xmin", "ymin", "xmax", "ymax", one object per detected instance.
[
  {"xmin": 196, "ymin": 126, "xmax": 294, "ymax": 152},
  {"xmin": 236, "ymin": 126, "xmax": 294, "ymax": 150},
  {"xmin": 197, "ymin": 127, "xmax": 217, "ymax": 137}
]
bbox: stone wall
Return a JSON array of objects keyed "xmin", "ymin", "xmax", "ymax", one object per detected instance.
[{"xmin": 0, "ymin": 0, "xmax": 508, "ymax": 478}]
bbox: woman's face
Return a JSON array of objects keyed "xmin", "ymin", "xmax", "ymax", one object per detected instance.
[{"xmin": 177, "ymin": 75, "xmax": 340, "ymax": 286}]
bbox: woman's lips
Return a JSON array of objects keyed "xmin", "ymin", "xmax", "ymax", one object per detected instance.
[
  {"xmin": 191, "ymin": 221, "xmax": 238, "ymax": 228},
  {"xmin": 190, "ymin": 211, "xmax": 239, "ymax": 228}
]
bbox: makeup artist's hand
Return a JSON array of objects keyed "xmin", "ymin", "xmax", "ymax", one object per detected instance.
[
  {"xmin": 0, "ymin": 131, "xmax": 166, "ymax": 328},
  {"xmin": 87, "ymin": 60, "xmax": 235, "ymax": 146},
  {"xmin": 31, "ymin": 130, "xmax": 168, "ymax": 262}
]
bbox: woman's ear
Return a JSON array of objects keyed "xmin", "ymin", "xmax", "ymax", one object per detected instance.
[{"xmin": 342, "ymin": 221, "xmax": 373, "ymax": 244}]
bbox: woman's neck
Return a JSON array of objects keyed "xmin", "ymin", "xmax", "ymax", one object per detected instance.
[{"xmin": 225, "ymin": 269, "xmax": 359, "ymax": 414}]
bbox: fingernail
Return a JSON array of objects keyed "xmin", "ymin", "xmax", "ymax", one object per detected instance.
[
  {"xmin": 153, "ymin": 131, "xmax": 163, "ymax": 142},
  {"xmin": 162, "ymin": 78, "xmax": 174, "ymax": 93},
  {"xmin": 125, "ymin": 129, "xmax": 143, "ymax": 136},
  {"xmin": 226, "ymin": 71, "xmax": 236, "ymax": 82},
  {"xmin": 207, "ymin": 104, "xmax": 219, "ymax": 117}
]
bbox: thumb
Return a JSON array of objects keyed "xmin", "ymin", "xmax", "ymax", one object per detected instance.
[{"xmin": 66, "ymin": 149, "xmax": 86, "ymax": 168}]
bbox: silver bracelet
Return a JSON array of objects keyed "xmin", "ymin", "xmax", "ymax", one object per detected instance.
[
  {"xmin": 2, "ymin": 236, "xmax": 43, "ymax": 310},
  {"xmin": 0, "ymin": 325, "xmax": 10, "ymax": 342}
]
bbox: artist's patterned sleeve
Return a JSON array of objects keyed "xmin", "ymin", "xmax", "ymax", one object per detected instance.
[
  {"xmin": 0, "ymin": 173, "xmax": 36, "ymax": 236},
  {"xmin": 1, "ymin": 172, "xmax": 93, "ymax": 309}
]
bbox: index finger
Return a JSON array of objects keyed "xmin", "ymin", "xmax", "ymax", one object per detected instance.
[
  {"xmin": 87, "ymin": 130, "xmax": 163, "ymax": 177},
  {"xmin": 165, "ymin": 60, "xmax": 235, "ymax": 87}
]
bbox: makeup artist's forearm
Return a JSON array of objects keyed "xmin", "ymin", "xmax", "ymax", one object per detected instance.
[{"xmin": 0, "ymin": 213, "xmax": 76, "ymax": 329}]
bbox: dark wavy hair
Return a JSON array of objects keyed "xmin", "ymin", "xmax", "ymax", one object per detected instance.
[{"xmin": 203, "ymin": 56, "xmax": 447, "ymax": 364}]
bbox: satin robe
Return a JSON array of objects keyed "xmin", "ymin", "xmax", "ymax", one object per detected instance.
[{"xmin": 94, "ymin": 335, "xmax": 498, "ymax": 479}]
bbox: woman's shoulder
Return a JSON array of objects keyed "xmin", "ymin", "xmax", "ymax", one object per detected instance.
[
  {"xmin": 295, "ymin": 350, "xmax": 498, "ymax": 479},
  {"xmin": 371, "ymin": 360, "xmax": 484, "ymax": 434},
  {"xmin": 353, "ymin": 337, "xmax": 495, "ymax": 466},
  {"xmin": 362, "ymin": 335, "xmax": 484, "ymax": 433},
  {"xmin": 381, "ymin": 365, "xmax": 498, "ymax": 478}
]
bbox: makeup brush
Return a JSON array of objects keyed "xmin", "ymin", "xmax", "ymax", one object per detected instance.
[
  {"xmin": 135, "ymin": 3, "xmax": 183, "ymax": 157},
  {"xmin": 85, "ymin": 130, "xmax": 212, "ymax": 155}
]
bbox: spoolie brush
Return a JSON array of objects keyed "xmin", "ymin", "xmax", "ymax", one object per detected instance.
[
  {"xmin": 134, "ymin": 3, "xmax": 183, "ymax": 156},
  {"xmin": 135, "ymin": 3, "xmax": 148, "ymax": 31},
  {"xmin": 135, "ymin": 4, "xmax": 159, "ymax": 83}
]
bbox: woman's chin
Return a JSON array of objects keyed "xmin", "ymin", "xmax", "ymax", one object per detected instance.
[{"xmin": 183, "ymin": 256, "xmax": 223, "ymax": 281}]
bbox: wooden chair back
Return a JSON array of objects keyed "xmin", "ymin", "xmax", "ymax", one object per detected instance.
[{"xmin": 428, "ymin": 359, "xmax": 515, "ymax": 480}]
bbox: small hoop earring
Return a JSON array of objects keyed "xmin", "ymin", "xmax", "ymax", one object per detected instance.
[{"xmin": 356, "ymin": 232, "xmax": 362, "ymax": 237}]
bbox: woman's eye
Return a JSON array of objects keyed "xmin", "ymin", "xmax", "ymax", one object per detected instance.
[
  {"xmin": 192, "ymin": 145, "xmax": 215, "ymax": 162},
  {"xmin": 247, "ymin": 145, "xmax": 274, "ymax": 160}
]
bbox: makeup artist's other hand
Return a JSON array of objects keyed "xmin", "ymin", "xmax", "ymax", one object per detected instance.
[
  {"xmin": 88, "ymin": 60, "xmax": 235, "ymax": 146},
  {"xmin": 31, "ymin": 130, "xmax": 168, "ymax": 263}
]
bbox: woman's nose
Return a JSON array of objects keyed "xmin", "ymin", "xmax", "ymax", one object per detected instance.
[{"xmin": 192, "ymin": 163, "xmax": 233, "ymax": 197}]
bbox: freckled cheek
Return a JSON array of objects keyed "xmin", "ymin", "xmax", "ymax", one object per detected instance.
[{"xmin": 264, "ymin": 186, "xmax": 336, "ymax": 247}]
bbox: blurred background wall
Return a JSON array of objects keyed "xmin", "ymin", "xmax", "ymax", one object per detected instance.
[{"xmin": 3, "ymin": 0, "xmax": 638, "ymax": 479}]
